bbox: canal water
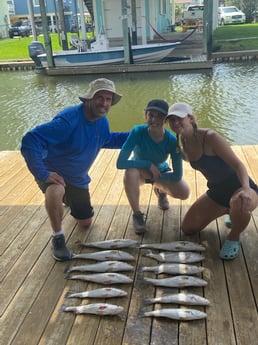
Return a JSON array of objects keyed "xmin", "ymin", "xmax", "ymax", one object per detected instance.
[{"xmin": 1, "ymin": 60, "xmax": 258, "ymax": 151}]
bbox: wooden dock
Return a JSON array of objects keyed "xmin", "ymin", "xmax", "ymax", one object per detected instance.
[{"xmin": 0, "ymin": 147, "xmax": 258, "ymax": 345}]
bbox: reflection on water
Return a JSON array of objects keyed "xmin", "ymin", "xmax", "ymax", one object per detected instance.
[{"xmin": 1, "ymin": 61, "xmax": 258, "ymax": 150}]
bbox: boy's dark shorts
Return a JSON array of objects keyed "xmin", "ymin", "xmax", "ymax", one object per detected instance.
[
  {"xmin": 36, "ymin": 180, "xmax": 94, "ymax": 220},
  {"xmin": 207, "ymin": 173, "xmax": 258, "ymax": 208}
]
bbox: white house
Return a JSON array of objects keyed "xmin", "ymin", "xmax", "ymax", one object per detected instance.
[{"xmin": 0, "ymin": 0, "xmax": 11, "ymax": 38}]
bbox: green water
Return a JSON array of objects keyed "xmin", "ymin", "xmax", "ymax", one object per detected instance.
[{"xmin": 1, "ymin": 61, "xmax": 258, "ymax": 150}]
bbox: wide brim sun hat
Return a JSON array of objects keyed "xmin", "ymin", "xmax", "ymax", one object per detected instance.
[{"xmin": 79, "ymin": 78, "xmax": 122, "ymax": 105}]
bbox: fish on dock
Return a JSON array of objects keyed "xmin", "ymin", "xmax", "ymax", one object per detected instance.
[
  {"xmin": 77, "ymin": 239, "xmax": 139, "ymax": 249},
  {"xmin": 143, "ymin": 275, "xmax": 207, "ymax": 288},
  {"xmin": 72, "ymin": 250, "xmax": 135, "ymax": 261},
  {"xmin": 140, "ymin": 308, "xmax": 207, "ymax": 321},
  {"xmin": 139, "ymin": 263, "xmax": 204, "ymax": 275},
  {"xmin": 65, "ymin": 287, "xmax": 128, "ymax": 299},
  {"xmin": 64, "ymin": 261, "xmax": 134, "ymax": 273},
  {"xmin": 60, "ymin": 303, "xmax": 124, "ymax": 316},
  {"xmin": 66, "ymin": 272, "xmax": 133, "ymax": 285},
  {"xmin": 139, "ymin": 241, "xmax": 205, "ymax": 252},
  {"xmin": 143, "ymin": 293, "xmax": 210, "ymax": 306},
  {"xmin": 142, "ymin": 251, "xmax": 205, "ymax": 263}
]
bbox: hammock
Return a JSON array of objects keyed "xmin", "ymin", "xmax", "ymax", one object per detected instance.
[{"xmin": 148, "ymin": 21, "xmax": 198, "ymax": 43}]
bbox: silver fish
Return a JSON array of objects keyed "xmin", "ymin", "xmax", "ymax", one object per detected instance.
[
  {"xmin": 65, "ymin": 261, "xmax": 134, "ymax": 273},
  {"xmin": 140, "ymin": 308, "xmax": 207, "ymax": 321},
  {"xmin": 72, "ymin": 250, "xmax": 135, "ymax": 261},
  {"xmin": 139, "ymin": 263, "xmax": 204, "ymax": 275},
  {"xmin": 139, "ymin": 241, "xmax": 205, "ymax": 252},
  {"xmin": 78, "ymin": 239, "xmax": 139, "ymax": 249},
  {"xmin": 66, "ymin": 272, "xmax": 133, "ymax": 284},
  {"xmin": 142, "ymin": 251, "xmax": 205, "ymax": 263},
  {"xmin": 144, "ymin": 293, "xmax": 210, "ymax": 306},
  {"xmin": 65, "ymin": 287, "xmax": 128, "ymax": 299},
  {"xmin": 143, "ymin": 275, "xmax": 207, "ymax": 287},
  {"xmin": 60, "ymin": 303, "xmax": 124, "ymax": 316}
]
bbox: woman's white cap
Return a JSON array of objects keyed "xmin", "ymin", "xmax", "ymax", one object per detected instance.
[{"xmin": 167, "ymin": 102, "xmax": 193, "ymax": 118}]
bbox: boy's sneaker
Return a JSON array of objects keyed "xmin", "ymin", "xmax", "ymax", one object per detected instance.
[
  {"xmin": 51, "ymin": 234, "xmax": 73, "ymax": 261},
  {"xmin": 133, "ymin": 212, "xmax": 146, "ymax": 234},
  {"xmin": 154, "ymin": 187, "xmax": 170, "ymax": 210}
]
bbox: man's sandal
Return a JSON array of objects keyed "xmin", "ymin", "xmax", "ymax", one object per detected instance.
[{"xmin": 219, "ymin": 240, "xmax": 241, "ymax": 260}]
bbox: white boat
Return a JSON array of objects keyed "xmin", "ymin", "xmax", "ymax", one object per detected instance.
[{"xmin": 31, "ymin": 34, "xmax": 180, "ymax": 68}]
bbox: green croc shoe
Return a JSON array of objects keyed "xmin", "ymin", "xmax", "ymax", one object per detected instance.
[{"xmin": 219, "ymin": 240, "xmax": 240, "ymax": 260}]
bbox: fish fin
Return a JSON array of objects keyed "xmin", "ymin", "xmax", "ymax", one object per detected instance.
[{"xmin": 59, "ymin": 304, "xmax": 67, "ymax": 313}]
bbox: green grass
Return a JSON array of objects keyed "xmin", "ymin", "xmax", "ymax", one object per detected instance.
[
  {"xmin": 1, "ymin": 24, "xmax": 258, "ymax": 60},
  {"xmin": 0, "ymin": 33, "xmax": 83, "ymax": 60},
  {"xmin": 212, "ymin": 23, "xmax": 258, "ymax": 51}
]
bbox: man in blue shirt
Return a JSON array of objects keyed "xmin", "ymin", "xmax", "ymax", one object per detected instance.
[{"xmin": 21, "ymin": 78, "xmax": 128, "ymax": 261}]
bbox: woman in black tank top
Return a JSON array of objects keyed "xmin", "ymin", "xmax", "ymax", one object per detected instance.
[{"xmin": 167, "ymin": 102, "xmax": 258, "ymax": 260}]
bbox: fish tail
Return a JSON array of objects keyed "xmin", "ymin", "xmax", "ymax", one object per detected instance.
[
  {"xmin": 137, "ymin": 265, "xmax": 143, "ymax": 273},
  {"xmin": 134, "ymin": 242, "xmax": 141, "ymax": 249},
  {"xmin": 142, "ymin": 249, "xmax": 152, "ymax": 257},
  {"xmin": 118, "ymin": 312, "xmax": 126, "ymax": 321},
  {"xmin": 59, "ymin": 304, "xmax": 67, "ymax": 313},
  {"xmin": 74, "ymin": 239, "xmax": 82, "ymax": 245},
  {"xmin": 138, "ymin": 310, "xmax": 146, "ymax": 318},
  {"xmin": 63, "ymin": 265, "xmax": 71, "ymax": 274},
  {"xmin": 143, "ymin": 298, "xmax": 153, "ymax": 306},
  {"xmin": 65, "ymin": 273, "xmax": 72, "ymax": 280},
  {"xmin": 65, "ymin": 291, "xmax": 73, "ymax": 298},
  {"xmin": 136, "ymin": 270, "xmax": 145, "ymax": 281}
]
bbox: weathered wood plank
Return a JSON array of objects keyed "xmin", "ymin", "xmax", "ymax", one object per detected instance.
[{"xmin": 0, "ymin": 147, "xmax": 258, "ymax": 345}]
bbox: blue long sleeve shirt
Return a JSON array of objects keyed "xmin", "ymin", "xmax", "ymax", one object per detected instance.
[
  {"xmin": 116, "ymin": 124, "xmax": 182, "ymax": 181},
  {"xmin": 21, "ymin": 103, "xmax": 128, "ymax": 189}
]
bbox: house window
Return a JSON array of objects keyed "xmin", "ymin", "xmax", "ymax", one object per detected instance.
[
  {"xmin": 33, "ymin": 0, "xmax": 40, "ymax": 6},
  {"xmin": 160, "ymin": 0, "xmax": 167, "ymax": 15}
]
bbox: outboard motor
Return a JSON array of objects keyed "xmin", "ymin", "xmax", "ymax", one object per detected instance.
[{"xmin": 28, "ymin": 41, "xmax": 46, "ymax": 69}]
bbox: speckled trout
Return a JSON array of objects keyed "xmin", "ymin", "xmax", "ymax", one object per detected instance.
[
  {"xmin": 144, "ymin": 293, "xmax": 210, "ymax": 306},
  {"xmin": 78, "ymin": 239, "xmax": 139, "ymax": 249},
  {"xmin": 139, "ymin": 263, "xmax": 204, "ymax": 275},
  {"xmin": 60, "ymin": 303, "xmax": 124, "ymax": 316},
  {"xmin": 72, "ymin": 250, "xmax": 134, "ymax": 261},
  {"xmin": 143, "ymin": 275, "xmax": 207, "ymax": 287},
  {"xmin": 140, "ymin": 308, "xmax": 207, "ymax": 321},
  {"xmin": 65, "ymin": 287, "xmax": 128, "ymax": 299},
  {"xmin": 65, "ymin": 261, "xmax": 134, "ymax": 273},
  {"xmin": 66, "ymin": 272, "xmax": 133, "ymax": 284},
  {"xmin": 142, "ymin": 251, "xmax": 205, "ymax": 263},
  {"xmin": 139, "ymin": 241, "xmax": 205, "ymax": 252}
]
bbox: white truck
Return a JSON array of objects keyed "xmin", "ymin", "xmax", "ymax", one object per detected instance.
[{"xmin": 182, "ymin": 4, "xmax": 204, "ymax": 25}]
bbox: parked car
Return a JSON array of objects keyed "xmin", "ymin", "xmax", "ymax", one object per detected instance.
[
  {"xmin": 9, "ymin": 20, "xmax": 31, "ymax": 38},
  {"xmin": 218, "ymin": 6, "xmax": 246, "ymax": 25}
]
